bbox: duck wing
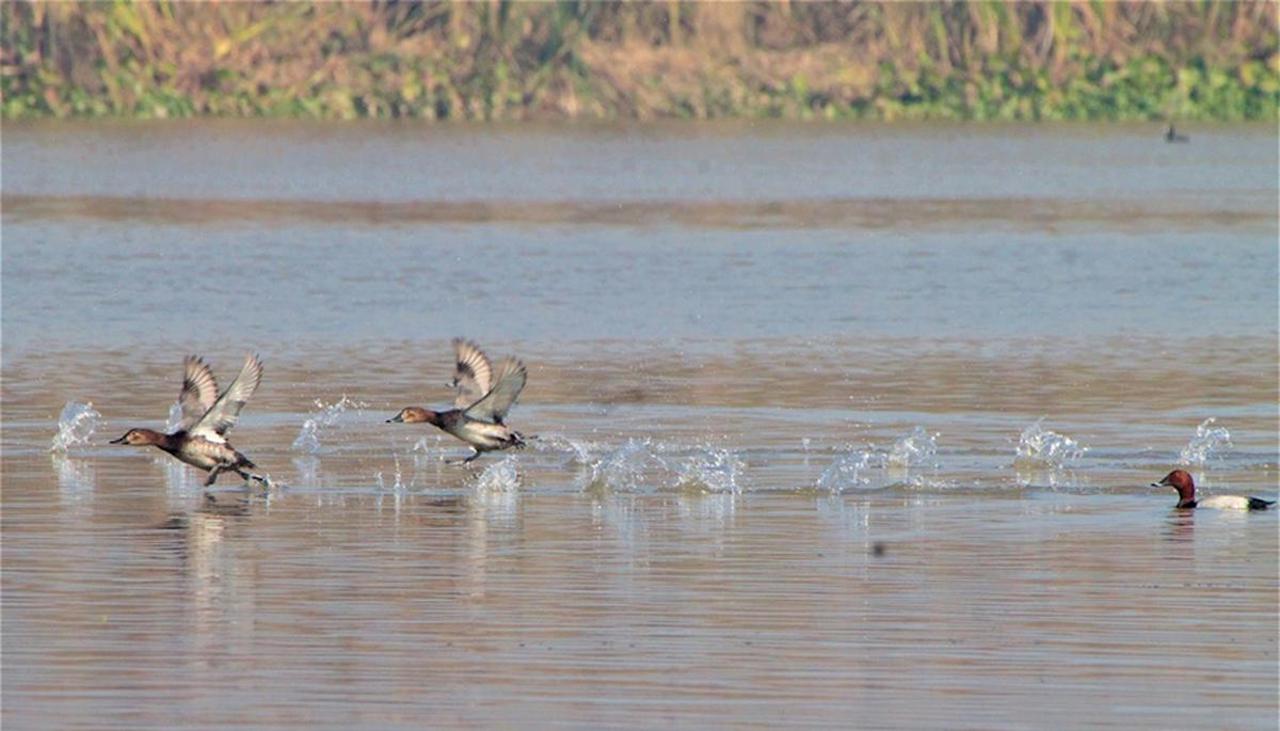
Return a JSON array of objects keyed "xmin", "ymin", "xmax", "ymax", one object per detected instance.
[
  {"xmin": 176, "ymin": 355, "xmax": 219, "ymax": 431},
  {"xmin": 464, "ymin": 357, "xmax": 526, "ymax": 424},
  {"xmin": 451, "ymin": 338, "xmax": 493, "ymax": 410},
  {"xmin": 190, "ymin": 353, "xmax": 263, "ymax": 442}
]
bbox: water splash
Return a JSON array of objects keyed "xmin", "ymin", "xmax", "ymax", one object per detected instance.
[
  {"xmin": 408, "ymin": 436, "xmax": 436, "ymax": 468},
  {"xmin": 818, "ymin": 426, "xmax": 941, "ymax": 492},
  {"xmin": 524, "ymin": 435, "xmax": 593, "ymax": 468},
  {"xmin": 164, "ymin": 401, "xmax": 183, "ymax": 432},
  {"xmin": 564, "ymin": 438, "xmax": 592, "ymax": 465},
  {"xmin": 817, "ymin": 450, "xmax": 874, "ymax": 493},
  {"xmin": 676, "ymin": 491, "xmax": 738, "ymax": 530},
  {"xmin": 53, "ymin": 453, "xmax": 97, "ymax": 498},
  {"xmin": 1014, "ymin": 419, "xmax": 1086, "ymax": 468},
  {"xmin": 161, "ymin": 453, "xmax": 202, "ymax": 493},
  {"xmin": 1014, "ymin": 464, "xmax": 1082, "ymax": 490},
  {"xmin": 584, "ymin": 438, "xmax": 667, "ymax": 492},
  {"xmin": 888, "ymin": 426, "xmax": 939, "ymax": 469},
  {"xmin": 532, "ymin": 433, "xmax": 595, "ymax": 466},
  {"xmin": 474, "ymin": 456, "xmax": 520, "ymax": 492},
  {"xmin": 50, "ymin": 401, "xmax": 103, "ymax": 453},
  {"xmin": 1178, "ymin": 418, "xmax": 1232, "ymax": 466},
  {"xmin": 674, "ymin": 446, "xmax": 745, "ymax": 494},
  {"xmin": 292, "ymin": 396, "xmax": 367, "ymax": 454},
  {"xmin": 374, "ymin": 455, "xmax": 405, "ymax": 491},
  {"xmin": 293, "ymin": 456, "xmax": 320, "ymax": 487}
]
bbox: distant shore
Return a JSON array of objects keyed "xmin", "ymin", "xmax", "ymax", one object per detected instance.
[{"xmin": 3, "ymin": 2, "xmax": 1276, "ymax": 122}]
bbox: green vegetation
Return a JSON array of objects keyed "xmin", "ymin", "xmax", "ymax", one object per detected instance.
[{"xmin": 2, "ymin": 1, "xmax": 1276, "ymax": 122}]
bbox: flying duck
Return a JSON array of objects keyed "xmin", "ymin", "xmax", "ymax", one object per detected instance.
[
  {"xmin": 388, "ymin": 338, "xmax": 527, "ymax": 463},
  {"xmin": 111, "ymin": 354, "xmax": 266, "ymax": 486}
]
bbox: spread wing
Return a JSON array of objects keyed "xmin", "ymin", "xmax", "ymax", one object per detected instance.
[
  {"xmin": 464, "ymin": 357, "xmax": 526, "ymax": 424},
  {"xmin": 176, "ymin": 355, "xmax": 219, "ymax": 431},
  {"xmin": 190, "ymin": 353, "xmax": 263, "ymax": 442},
  {"xmin": 451, "ymin": 338, "xmax": 493, "ymax": 409}
]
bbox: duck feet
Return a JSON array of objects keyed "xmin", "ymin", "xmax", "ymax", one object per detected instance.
[
  {"xmin": 237, "ymin": 469, "xmax": 272, "ymax": 489},
  {"xmin": 204, "ymin": 465, "xmax": 224, "ymax": 486},
  {"xmin": 447, "ymin": 450, "xmax": 483, "ymax": 465}
]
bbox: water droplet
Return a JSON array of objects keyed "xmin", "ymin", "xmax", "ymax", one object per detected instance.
[
  {"xmin": 50, "ymin": 401, "xmax": 103, "ymax": 453},
  {"xmin": 1015, "ymin": 419, "xmax": 1086, "ymax": 468},
  {"xmin": 1178, "ymin": 418, "xmax": 1231, "ymax": 466},
  {"xmin": 291, "ymin": 395, "xmax": 368, "ymax": 454}
]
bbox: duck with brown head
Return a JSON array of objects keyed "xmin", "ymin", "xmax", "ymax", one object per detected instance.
[
  {"xmin": 111, "ymin": 354, "xmax": 266, "ymax": 486},
  {"xmin": 387, "ymin": 338, "xmax": 527, "ymax": 463},
  {"xmin": 1153, "ymin": 469, "xmax": 1275, "ymax": 511},
  {"xmin": 387, "ymin": 407, "xmax": 441, "ymax": 427}
]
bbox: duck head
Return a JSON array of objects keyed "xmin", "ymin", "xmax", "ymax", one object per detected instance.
[
  {"xmin": 110, "ymin": 428, "xmax": 166, "ymax": 447},
  {"xmin": 387, "ymin": 407, "xmax": 440, "ymax": 426},
  {"xmin": 1153, "ymin": 469, "xmax": 1196, "ymax": 506}
]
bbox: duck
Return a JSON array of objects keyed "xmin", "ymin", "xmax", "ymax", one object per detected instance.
[
  {"xmin": 388, "ymin": 338, "xmax": 527, "ymax": 463},
  {"xmin": 111, "ymin": 354, "xmax": 266, "ymax": 486},
  {"xmin": 1164, "ymin": 124, "xmax": 1189, "ymax": 143},
  {"xmin": 1153, "ymin": 469, "xmax": 1274, "ymax": 510}
]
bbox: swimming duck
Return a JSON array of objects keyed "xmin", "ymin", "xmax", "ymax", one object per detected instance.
[
  {"xmin": 1164, "ymin": 124, "xmax": 1189, "ymax": 143},
  {"xmin": 1153, "ymin": 469, "xmax": 1274, "ymax": 510},
  {"xmin": 111, "ymin": 354, "xmax": 265, "ymax": 486},
  {"xmin": 387, "ymin": 338, "xmax": 527, "ymax": 463}
]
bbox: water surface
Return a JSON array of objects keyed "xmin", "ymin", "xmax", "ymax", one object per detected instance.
[{"xmin": 3, "ymin": 121, "xmax": 1277, "ymax": 729}]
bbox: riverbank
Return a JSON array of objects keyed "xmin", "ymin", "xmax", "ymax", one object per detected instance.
[{"xmin": 2, "ymin": 2, "xmax": 1277, "ymax": 121}]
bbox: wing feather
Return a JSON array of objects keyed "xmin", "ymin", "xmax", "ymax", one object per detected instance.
[
  {"xmin": 190, "ymin": 354, "xmax": 263, "ymax": 441},
  {"xmin": 176, "ymin": 355, "xmax": 219, "ymax": 431},
  {"xmin": 451, "ymin": 338, "xmax": 493, "ymax": 410},
  {"xmin": 464, "ymin": 357, "xmax": 526, "ymax": 424}
]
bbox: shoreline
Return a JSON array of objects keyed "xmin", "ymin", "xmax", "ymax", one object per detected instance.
[{"xmin": 4, "ymin": 2, "xmax": 1276, "ymax": 122}]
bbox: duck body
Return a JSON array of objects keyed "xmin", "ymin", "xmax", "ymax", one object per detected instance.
[
  {"xmin": 1154, "ymin": 469, "xmax": 1274, "ymax": 511},
  {"xmin": 110, "ymin": 427, "xmax": 257, "ymax": 484},
  {"xmin": 111, "ymin": 354, "xmax": 265, "ymax": 487},
  {"xmin": 1187, "ymin": 495, "xmax": 1275, "ymax": 511},
  {"xmin": 388, "ymin": 339, "xmax": 529, "ymax": 463},
  {"xmin": 164, "ymin": 430, "xmax": 256, "ymax": 474},
  {"xmin": 388, "ymin": 407, "xmax": 524, "ymax": 460},
  {"xmin": 438, "ymin": 410, "xmax": 525, "ymax": 452}
]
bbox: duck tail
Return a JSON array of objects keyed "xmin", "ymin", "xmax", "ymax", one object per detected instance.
[{"xmin": 1247, "ymin": 497, "xmax": 1275, "ymax": 510}]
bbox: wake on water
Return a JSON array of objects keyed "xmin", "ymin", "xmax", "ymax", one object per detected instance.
[
  {"xmin": 48, "ymin": 396, "xmax": 1255, "ymax": 497},
  {"xmin": 818, "ymin": 426, "xmax": 941, "ymax": 493}
]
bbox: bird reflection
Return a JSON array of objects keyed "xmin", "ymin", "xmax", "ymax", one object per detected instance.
[
  {"xmin": 153, "ymin": 491, "xmax": 260, "ymax": 669},
  {"xmin": 52, "ymin": 453, "xmax": 96, "ymax": 512},
  {"xmin": 1162, "ymin": 508, "xmax": 1196, "ymax": 543}
]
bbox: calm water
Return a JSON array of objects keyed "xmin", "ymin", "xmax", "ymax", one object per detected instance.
[{"xmin": 3, "ymin": 121, "xmax": 1277, "ymax": 729}]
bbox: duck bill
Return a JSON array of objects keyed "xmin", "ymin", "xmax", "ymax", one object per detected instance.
[
  {"xmin": 386, "ymin": 414, "xmax": 404, "ymax": 423},
  {"xmin": 109, "ymin": 434, "xmax": 128, "ymax": 444}
]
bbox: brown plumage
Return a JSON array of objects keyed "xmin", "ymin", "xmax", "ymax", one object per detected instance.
[
  {"xmin": 111, "ymin": 354, "xmax": 265, "ymax": 486},
  {"xmin": 389, "ymin": 340, "xmax": 527, "ymax": 463}
]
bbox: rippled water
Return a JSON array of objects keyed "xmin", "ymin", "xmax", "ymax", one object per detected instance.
[{"xmin": 3, "ymin": 121, "xmax": 1277, "ymax": 729}]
